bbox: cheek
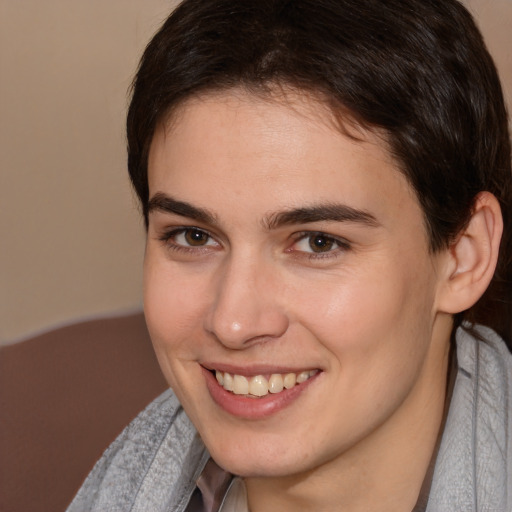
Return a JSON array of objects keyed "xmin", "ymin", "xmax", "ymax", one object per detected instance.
[
  {"xmin": 290, "ymin": 266, "xmax": 436, "ymax": 431},
  {"xmin": 143, "ymin": 256, "xmax": 208, "ymax": 365},
  {"xmin": 290, "ymin": 255, "xmax": 436, "ymax": 370}
]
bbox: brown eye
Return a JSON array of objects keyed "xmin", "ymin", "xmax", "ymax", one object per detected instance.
[
  {"xmin": 291, "ymin": 231, "xmax": 350, "ymax": 258},
  {"xmin": 162, "ymin": 227, "xmax": 219, "ymax": 250},
  {"xmin": 308, "ymin": 234, "xmax": 335, "ymax": 253},
  {"xmin": 184, "ymin": 228, "xmax": 210, "ymax": 246}
]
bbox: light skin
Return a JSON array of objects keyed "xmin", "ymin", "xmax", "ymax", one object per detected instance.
[{"xmin": 143, "ymin": 90, "xmax": 502, "ymax": 512}]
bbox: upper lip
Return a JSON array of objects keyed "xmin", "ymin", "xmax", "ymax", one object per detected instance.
[{"xmin": 201, "ymin": 363, "xmax": 320, "ymax": 377}]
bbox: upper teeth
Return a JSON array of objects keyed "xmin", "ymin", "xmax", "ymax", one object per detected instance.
[{"xmin": 215, "ymin": 370, "xmax": 318, "ymax": 397}]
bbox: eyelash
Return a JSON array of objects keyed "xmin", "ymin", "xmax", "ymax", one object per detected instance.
[
  {"xmin": 290, "ymin": 231, "xmax": 351, "ymax": 260},
  {"xmin": 157, "ymin": 227, "xmax": 351, "ymax": 260},
  {"xmin": 158, "ymin": 227, "xmax": 220, "ymax": 254}
]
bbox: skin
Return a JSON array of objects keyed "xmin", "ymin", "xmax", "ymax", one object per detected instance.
[{"xmin": 144, "ymin": 90, "xmax": 454, "ymax": 512}]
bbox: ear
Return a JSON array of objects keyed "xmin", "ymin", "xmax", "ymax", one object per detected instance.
[{"xmin": 436, "ymin": 192, "xmax": 503, "ymax": 315}]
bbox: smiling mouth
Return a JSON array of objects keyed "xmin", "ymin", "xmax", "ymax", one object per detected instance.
[{"xmin": 213, "ymin": 370, "xmax": 319, "ymax": 398}]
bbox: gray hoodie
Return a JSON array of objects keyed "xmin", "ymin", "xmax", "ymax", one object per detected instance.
[{"xmin": 67, "ymin": 326, "xmax": 511, "ymax": 512}]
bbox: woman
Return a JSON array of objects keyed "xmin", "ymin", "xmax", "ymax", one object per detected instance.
[{"xmin": 68, "ymin": 0, "xmax": 512, "ymax": 510}]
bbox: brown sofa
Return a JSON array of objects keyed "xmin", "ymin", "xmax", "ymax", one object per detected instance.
[{"xmin": 0, "ymin": 312, "xmax": 168, "ymax": 512}]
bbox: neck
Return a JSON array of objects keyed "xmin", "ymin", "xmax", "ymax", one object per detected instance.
[{"xmin": 245, "ymin": 323, "xmax": 452, "ymax": 512}]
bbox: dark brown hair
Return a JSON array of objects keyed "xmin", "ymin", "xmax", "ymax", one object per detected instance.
[{"xmin": 127, "ymin": 0, "xmax": 511, "ymax": 345}]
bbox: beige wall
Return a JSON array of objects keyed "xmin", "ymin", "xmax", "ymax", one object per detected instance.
[
  {"xmin": 465, "ymin": 0, "xmax": 512, "ymax": 103},
  {"xmin": 1, "ymin": 0, "xmax": 510, "ymax": 345},
  {"xmin": 1, "ymin": 0, "xmax": 177, "ymax": 344}
]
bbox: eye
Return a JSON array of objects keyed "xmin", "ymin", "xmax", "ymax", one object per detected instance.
[
  {"xmin": 292, "ymin": 232, "xmax": 350, "ymax": 255},
  {"xmin": 159, "ymin": 227, "xmax": 219, "ymax": 251},
  {"xmin": 175, "ymin": 228, "xmax": 215, "ymax": 247}
]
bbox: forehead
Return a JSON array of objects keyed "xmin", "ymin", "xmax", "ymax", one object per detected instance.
[
  {"xmin": 153, "ymin": 87, "xmax": 395, "ymax": 163},
  {"xmin": 147, "ymin": 90, "xmax": 424, "ymax": 235}
]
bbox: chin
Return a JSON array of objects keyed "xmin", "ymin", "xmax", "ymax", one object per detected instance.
[
  {"xmin": 213, "ymin": 453, "xmax": 301, "ymax": 479},
  {"xmin": 200, "ymin": 428, "xmax": 321, "ymax": 478}
]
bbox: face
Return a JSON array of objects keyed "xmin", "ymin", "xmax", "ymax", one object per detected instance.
[{"xmin": 144, "ymin": 90, "xmax": 451, "ymax": 479}]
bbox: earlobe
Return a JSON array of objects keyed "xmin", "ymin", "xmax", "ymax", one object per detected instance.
[{"xmin": 437, "ymin": 192, "xmax": 503, "ymax": 315}]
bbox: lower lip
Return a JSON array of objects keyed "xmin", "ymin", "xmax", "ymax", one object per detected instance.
[{"xmin": 203, "ymin": 368, "xmax": 320, "ymax": 420}]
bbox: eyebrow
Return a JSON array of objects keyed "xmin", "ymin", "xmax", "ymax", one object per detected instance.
[
  {"xmin": 148, "ymin": 192, "xmax": 218, "ymax": 225},
  {"xmin": 148, "ymin": 192, "xmax": 380, "ymax": 230},
  {"xmin": 264, "ymin": 204, "xmax": 380, "ymax": 230}
]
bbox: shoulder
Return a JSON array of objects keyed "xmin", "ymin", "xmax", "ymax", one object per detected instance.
[
  {"xmin": 428, "ymin": 326, "xmax": 512, "ymax": 512},
  {"xmin": 67, "ymin": 388, "xmax": 209, "ymax": 512},
  {"xmin": 455, "ymin": 325, "xmax": 511, "ymax": 428},
  {"xmin": 456, "ymin": 324, "xmax": 512, "ymax": 380}
]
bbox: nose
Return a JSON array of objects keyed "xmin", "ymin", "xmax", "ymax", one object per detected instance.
[{"xmin": 204, "ymin": 255, "xmax": 289, "ymax": 349}]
